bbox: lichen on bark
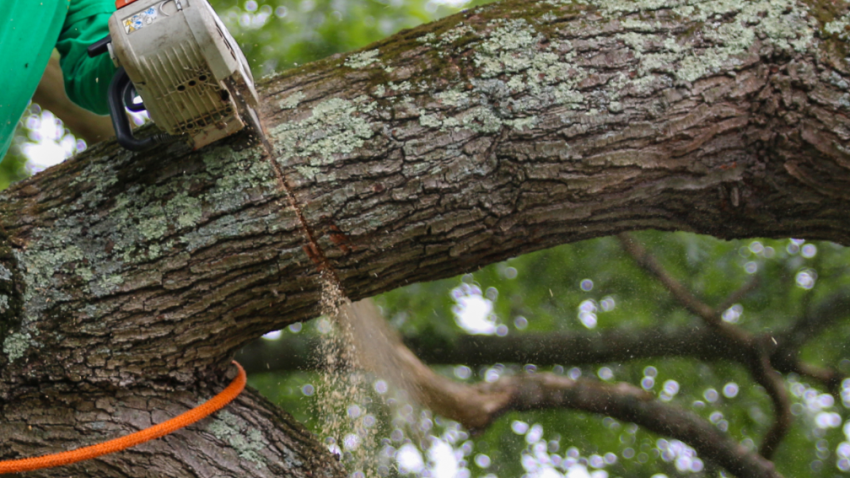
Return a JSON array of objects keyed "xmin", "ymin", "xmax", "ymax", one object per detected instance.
[{"xmin": 0, "ymin": 0, "xmax": 848, "ymax": 476}]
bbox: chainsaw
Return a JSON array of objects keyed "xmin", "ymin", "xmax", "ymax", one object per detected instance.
[{"xmin": 88, "ymin": 0, "xmax": 262, "ymax": 152}]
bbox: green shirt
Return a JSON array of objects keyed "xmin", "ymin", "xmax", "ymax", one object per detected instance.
[{"xmin": 0, "ymin": 0, "xmax": 116, "ymax": 159}]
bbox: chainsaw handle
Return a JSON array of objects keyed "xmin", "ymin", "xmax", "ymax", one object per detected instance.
[
  {"xmin": 109, "ymin": 68, "xmax": 169, "ymax": 152},
  {"xmin": 123, "ymin": 83, "xmax": 146, "ymax": 113},
  {"xmin": 88, "ymin": 35, "xmax": 111, "ymax": 58}
]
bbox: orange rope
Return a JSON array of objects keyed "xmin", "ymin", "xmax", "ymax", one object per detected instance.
[{"xmin": 0, "ymin": 361, "xmax": 246, "ymax": 474}]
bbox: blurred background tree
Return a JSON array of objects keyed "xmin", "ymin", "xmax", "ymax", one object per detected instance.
[
  {"xmin": 248, "ymin": 232, "xmax": 850, "ymax": 478},
  {"xmin": 6, "ymin": 1, "xmax": 849, "ymax": 477}
]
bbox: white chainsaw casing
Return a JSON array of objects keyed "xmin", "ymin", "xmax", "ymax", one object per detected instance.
[{"xmin": 108, "ymin": 0, "xmax": 260, "ymax": 149}]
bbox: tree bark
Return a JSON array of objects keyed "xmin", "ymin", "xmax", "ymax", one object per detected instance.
[{"xmin": 2, "ymin": 0, "xmax": 849, "ymax": 475}]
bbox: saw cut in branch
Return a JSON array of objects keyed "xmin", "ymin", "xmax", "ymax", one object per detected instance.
[
  {"xmin": 2, "ymin": 0, "xmax": 850, "ymax": 475},
  {"xmin": 3, "ymin": 0, "xmax": 850, "ymax": 389}
]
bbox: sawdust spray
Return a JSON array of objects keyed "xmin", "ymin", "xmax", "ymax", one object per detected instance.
[
  {"xmin": 256, "ymin": 116, "xmax": 381, "ymax": 475},
  {"xmin": 313, "ymin": 273, "xmax": 381, "ymax": 478},
  {"xmin": 259, "ymin": 131, "xmax": 404, "ymax": 476}
]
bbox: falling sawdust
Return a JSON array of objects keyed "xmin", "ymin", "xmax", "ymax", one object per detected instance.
[
  {"xmin": 253, "ymin": 112, "xmax": 380, "ymax": 475},
  {"xmin": 256, "ymin": 117, "xmax": 394, "ymax": 476},
  {"xmin": 314, "ymin": 273, "xmax": 381, "ymax": 478}
]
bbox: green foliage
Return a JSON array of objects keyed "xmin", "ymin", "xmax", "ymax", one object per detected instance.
[
  {"xmin": 0, "ymin": 147, "xmax": 28, "ymax": 191},
  {"xmin": 256, "ymin": 232, "xmax": 850, "ymax": 478},
  {"xmin": 0, "ymin": 103, "xmax": 37, "ymax": 189}
]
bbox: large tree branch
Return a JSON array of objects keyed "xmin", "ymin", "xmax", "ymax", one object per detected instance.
[
  {"xmin": 2, "ymin": 0, "xmax": 848, "ymax": 387},
  {"xmin": 0, "ymin": 374, "xmax": 342, "ymax": 477},
  {"xmin": 1, "ymin": 0, "xmax": 849, "ymax": 474}
]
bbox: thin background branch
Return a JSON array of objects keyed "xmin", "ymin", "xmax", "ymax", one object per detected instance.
[{"xmin": 617, "ymin": 233, "xmax": 791, "ymax": 459}]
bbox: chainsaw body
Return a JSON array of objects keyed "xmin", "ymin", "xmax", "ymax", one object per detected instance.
[{"xmin": 90, "ymin": 0, "xmax": 261, "ymax": 151}]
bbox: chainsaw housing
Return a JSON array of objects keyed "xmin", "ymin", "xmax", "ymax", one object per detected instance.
[{"xmin": 108, "ymin": 0, "xmax": 260, "ymax": 150}]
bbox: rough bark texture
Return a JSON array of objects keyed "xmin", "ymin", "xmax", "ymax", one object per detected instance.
[
  {"xmin": 2, "ymin": 0, "xmax": 850, "ymax": 475},
  {"xmin": 2, "ymin": 383, "xmax": 334, "ymax": 477}
]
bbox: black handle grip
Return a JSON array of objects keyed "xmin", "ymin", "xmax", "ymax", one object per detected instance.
[
  {"xmin": 88, "ymin": 35, "xmax": 112, "ymax": 58},
  {"xmin": 108, "ymin": 68, "xmax": 170, "ymax": 152},
  {"xmin": 123, "ymin": 82, "xmax": 146, "ymax": 113}
]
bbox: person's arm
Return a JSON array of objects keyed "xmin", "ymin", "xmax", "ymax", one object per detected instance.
[{"xmin": 55, "ymin": 0, "xmax": 116, "ymax": 115}]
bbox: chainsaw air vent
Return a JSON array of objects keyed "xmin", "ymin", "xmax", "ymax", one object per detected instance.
[
  {"xmin": 138, "ymin": 44, "xmax": 236, "ymax": 136},
  {"xmin": 108, "ymin": 0, "xmax": 258, "ymax": 149},
  {"xmin": 215, "ymin": 23, "xmax": 238, "ymax": 62}
]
